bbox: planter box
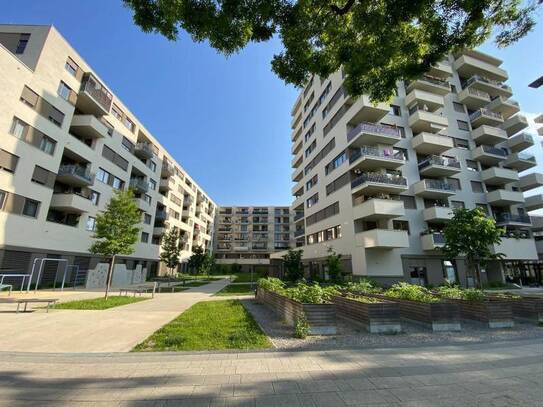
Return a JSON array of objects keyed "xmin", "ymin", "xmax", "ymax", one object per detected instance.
[
  {"xmin": 368, "ymin": 294, "xmax": 461, "ymax": 331},
  {"xmin": 256, "ymin": 287, "xmax": 337, "ymax": 335},
  {"xmin": 508, "ymin": 296, "xmax": 543, "ymax": 323},
  {"xmin": 332, "ymin": 295, "xmax": 401, "ymax": 334},
  {"xmin": 456, "ymin": 299, "xmax": 514, "ymax": 328}
]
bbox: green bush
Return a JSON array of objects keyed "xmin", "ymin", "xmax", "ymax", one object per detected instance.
[
  {"xmin": 286, "ymin": 283, "xmax": 339, "ymax": 304},
  {"xmin": 345, "ymin": 279, "xmax": 381, "ymax": 294},
  {"xmin": 294, "ymin": 314, "xmax": 310, "ymax": 338},
  {"xmin": 385, "ymin": 282, "xmax": 439, "ymax": 303},
  {"xmin": 436, "ymin": 286, "xmax": 486, "ymax": 301},
  {"xmin": 257, "ymin": 277, "xmax": 285, "ymax": 292}
]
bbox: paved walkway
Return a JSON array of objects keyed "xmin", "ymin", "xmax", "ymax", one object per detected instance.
[
  {"xmin": 0, "ymin": 279, "xmax": 230, "ymax": 353},
  {"xmin": 0, "ymin": 338, "xmax": 542, "ymax": 406}
]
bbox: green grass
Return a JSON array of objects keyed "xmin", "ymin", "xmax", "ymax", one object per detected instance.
[
  {"xmin": 52, "ymin": 296, "xmax": 148, "ymax": 310},
  {"xmin": 133, "ymin": 300, "xmax": 272, "ymax": 352},
  {"xmin": 231, "ymin": 270, "xmax": 267, "ymax": 283},
  {"xmin": 214, "ymin": 283, "xmax": 256, "ymax": 296}
]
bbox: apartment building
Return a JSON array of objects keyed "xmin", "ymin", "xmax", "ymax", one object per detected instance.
[
  {"xmin": 0, "ymin": 24, "xmax": 216, "ymax": 284},
  {"xmin": 275, "ymin": 49, "xmax": 543, "ymax": 287},
  {"xmin": 214, "ymin": 206, "xmax": 293, "ymax": 271}
]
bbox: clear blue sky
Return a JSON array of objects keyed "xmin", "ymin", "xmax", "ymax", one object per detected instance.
[{"xmin": 2, "ymin": 1, "xmax": 542, "ymax": 206}]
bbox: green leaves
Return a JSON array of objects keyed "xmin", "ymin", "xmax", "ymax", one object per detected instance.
[
  {"xmin": 282, "ymin": 248, "xmax": 304, "ymax": 282},
  {"xmin": 160, "ymin": 227, "xmax": 182, "ymax": 270},
  {"xmin": 124, "ymin": 0, "xmax": 538, "ymax": 100}
]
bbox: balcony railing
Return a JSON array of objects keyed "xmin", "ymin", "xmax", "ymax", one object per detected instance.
[
  {"xmin": 347, "ymin": 122, "xmax": 400, "ymax": 143},
  {"xmin": 469, "ymin": 108, "xmax": 503, "ymax": 122},
  {"xmin": 294, "ymin": 212, "xmax": 304, "ymax": 221},
  {"xmin": 465, "ymin": 87, "xmax": 491, "ymax": 99},
  {"xmin": 129, "ymin": 178, "xmax": 149, "ymax": 192},
  {"xmin": 351, "ymin": 172, "xmax": 408, "ymax": 189},
  {"xmin": 80, "ymin": 74, "xmax": 113, "ymax": 112},
  {"xmin": 349, "ymin": 146, "xmax": 405, "ymax": 164},
  {"xmin": 406, "ymin": 75, "xmax": 450, "ymax": 89},
  {"xmin": 423, "ymin": 179, "xmax": 455, "ymax": 192},
  {"xmin": 155, "ymin": 210, "xmax": 168, "ymax": 221},
  {"xmin": 418, "ymin": 155, "xmax": 460, "ymax": 170},
  {"xmin": 58, "ymin": 165, "xmax": 93, "ymax": 184},
  {"xmin": 421, "ymin": 231, "xmax": 446, "ymax": 244},
  {"xmin": 294, "ymin": 229, "xmax": 305, "ymax": 237},
  {"xmin": 495, "ymin": 213, "xmax": 531, "ymax": 224},
  {"xmin": 517, "ymin": 153, "xmax": 536, "ymax": 162},
  {"xmin": 353, "ymin": 194, "xmax": 401, "ymax": 207},
  {"xmin": 134, "ymin": 142, "xmax": 154, "ymax": 157},
  {"xmin": 490, "ymin": 96, "xmax": 519, "ymax": 106},
  {"xmin": 464, "ymin": 75, "xmax": 511, "ymax": 91},
  {"xmin": 480, "ymin": 145, "xmax": 507, "ymax": 157}
]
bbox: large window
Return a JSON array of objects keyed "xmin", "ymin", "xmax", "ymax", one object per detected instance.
[
  {"xmin": 306, "ymin": 193, "xmax": 318, "ymax": 208},
  {"xmin": 85, "ymin": 216, "xmax": 97, "ymax": 231},
  {"xmin": 57, "ymin": 81, "xmax": 72, "ymax": 102},
  {"xmin": 22, "ymin": 198, "xmax": 39, "ymax": 218}
]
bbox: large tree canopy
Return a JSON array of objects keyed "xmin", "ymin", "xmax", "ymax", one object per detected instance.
[{"xmin": 123, "ymin": 0, "xmax": 538, "ymax": 101}]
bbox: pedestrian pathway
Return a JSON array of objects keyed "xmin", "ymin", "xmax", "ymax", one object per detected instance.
[{"xmin": 0, "ymin": 279, "xmax": 230, "ymax": 353}]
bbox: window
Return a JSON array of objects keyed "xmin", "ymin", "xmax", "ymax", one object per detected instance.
[
  {"xmin": 450, "ymin": 84, "xmax": 457, "ymax": 94},
  {"xmin": 149, "ymin": 179, "xmax": 157, "ymax": 191},
  {"xmin": 31, "ymin": 166, "xmax": 54, "ymax": 187},
  {"xmin": 0, "ymin": 150, "xmax": 19, "ymax": 174},
  {"xmin": 476, "ymin": 203, "xmax": 488, "ymax": 214},
  {"xmin": 39, "ymin": 136, "xmax": 56, "ymax": 155},
  {"xmin": 85, "ymin": 216, "xmax": 97, "ymax": 231},
  {"xmin": 453, "ymin": 102, "xmax": 465, "ymax": 113},
  {"xmin": 466, "ymin": 160, "xmax": 478, "ymax": 172},
  {"xmin": 22, "ymin": 199, "xmax": 39, "ymax": 218},
  {"xmin": 149, "ymin": 161, "xmax": 157, "ymax": 172},
  {"xmin": 306, "ymin": 175, "xmax": 318, "ymax": 191},
  {"xmin": 143, "ymin": 213, "xmax": 152, "ymax": 224},
  {"xmin": 457, "ymin": 120, "xmax": 470, "ymax": 131},
  {"xmin": 15, "ymin": 33, "xmax": 30, "ymax": 54},
  {"xmin": 89, "ymin": 190, "xmax": 100, "ymax": 205},
  {"xmin": 57, "ymin": 81, "xmax": 72, "ymax": 102},
  {"xmin": 447, "ymin": 178, "xmax": 461, "ymax": 190},
  {"xmin": 400, "ymin": 195, "xmax": 417, "ymax": 210},
  {"xmin": 306, "ymin": 193, "xmax": 318, "ymax": 208},
  {"xmin": 396, "ymin": 147, "xmax": 408, "ymax": 160},
  {"xmin": 326, "ymin": 171, "xmax": 349, "ymax": 195},
  {"xmin": 393, "ymin": 220, "xmax": 409, "ymax": 234},
  {"xmin": 20, "ymin": 86, "xmax": 38, "ymax": 107},
  {"xmin": 111, "ymin": 104, "xmax": 123, "ymax": 121},
  {"xmin": 453, "ymin": 137, "xmax": 469, "ymax": 149},
  {"xmin": 143, "ymin": 194, "xmax": 152, "ymax": 204},
  {"xmin": 451, "ymin": 200, "xmax": 465, "ymax": 209},
  {"xmin": 0, "ymin": 190, "xmax": 5, "ymax": 210},
  {"xmin": 442, "ymin": 260, "xmax": 457, "ymax": 283},
  {"xmin": 306, "ymin": 202, "xmax": 339, "ymax": 226},
  {"xmin": 471, "ymin": 181, "xmax": 484, "ymax": 193},
  {"xmin": 65, "ymin": 58, "xmax": 79, "ymax": 77},
  {"xmin": 96, "ymin": 168, "xmax": 109, "ymax": 184},
  {"xmin": 141, "ymin": 232, "xmax": 149, "ymax": 243},
  {"xmin": 10, "ymin": 117, "xmax": 26, "ymax": 138},
  {"xmin": 389, "ymin": 105, "xmax": 401, "ymax": 116},
  {"xmin": 397, "ymin": 126, "xmax": 406, "ymax": 138},
  {"xmin": 121, "ymin": 137, "xmax": 134, "ymax": 153},
  {"xmin": 305, "ymin": 140, "xmax": 316, "ymax": 157},
  {"xmin": 306, "ymin": 225, "xmax": 341, "ymax": 245},
  {"xmin": 112, "ymin": 177, "xmax": 123, "ymax": 190},
  {"xmin": 123, "ymin": 117, "xmax": 135, "ymax": 133},
  {"xmin": 20, "ymin": 86, "xmax": 64, "ymax": 127},
  {"xmin": 325, "ymin": 151, "xmax": 347, "ymax": 175},
  {"xmin": 9, "ymin": 117, "xmax": 56, "ymax": 155}
]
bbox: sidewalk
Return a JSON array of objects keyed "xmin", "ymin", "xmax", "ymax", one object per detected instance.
[{"xmin": 0, "ymin": 279, "xmax": 230, "ymax": 353}]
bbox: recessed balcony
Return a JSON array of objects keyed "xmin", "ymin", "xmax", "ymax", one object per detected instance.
[
  {"xmin": 347, "ymin": 95, "xmax": 390, "ymax": 123},
  {"xmin": 411, "ymin": 132, "xmax": 453, "ymax": 155},
  {"xmin": 507, "ymin": 133, "xmax": 534, "ymax": 153},
  {"xmin": 405, "ymin": 89, "xmax": 445, "ymax": 111},
  {"xmin": 418, "ymin": 156, "xmax": 461, "ymax": 177},
  {"xmin": 480, "ymin": 167, "xmax": 519, "ymax": 186},
  {"xmin": 129, "ymin": 178, "xmax": 149, "ymax": 194},
  {"xmin": 405, "ymin": 75, "xmax": 450, "ymax": 96},
  {"xmin": 423, "ymin": 206, "xmax": 453, "ymax": 223},
  {"xmin": 70, "ymin": 115, "xmax": 108, "ymax": 139},
  {"xmin": 454, "ymin": 53, "xmax": 508, "ymax": 82},
  {"xmin": 503, "ymin": 153, "xmax": 537, "ymax": 172},
  {"xmin": 159, "ymin": 178, "xmax": 175, "ymax": 191},
  {"xmin": 414, "ymin": 179, "xmax": 456, "ymax": 198},
  {"xmin": 349, "ymin": 146, "xmax": 405, "ymax": 171},
  {"xmin": 471, "ymin": 125, "xmax": 508, "ymax": 145},
  {"xmin": 355, "ymin": 229, "xmax": 409, "ymax": 249},
  {"xmin": 50, "ymin": 193, "xmax": 94, "ymax": 214},
  {"xmin": 76, "ymin": 73, "xmax": 113, "ymax": 116},
  {"xmin": 56, "ymin": 164, "xmax": 94, "ymax": 187},
  {"xmin": 462, "ymin": 75, "xmax": 513, "ymax": 99},
  {"xmin": 494, "ymin": 213, "xmax": 531, "ymax": 227},
  {"xmin": 458, "ymin": 87, "xmax": 491, "ymax": 109},
  {"xmin": 472, "ymin": 145, "xmax": 507, "ymax": 165},
  {"xmin": 469, "ymin": 108, "xmax": 504, "ymax": 128},
  {"xmin": 486, "ymin": 96, "xmax": 520, "ymax": 120},
  {"xmin": 486, "ymin": 189, "xmax": 525, "ymax": 206},
  {"xmin": 134, "ymin": 143, "xmax": 154, "ymax": 159},
  {"xmin": 292, "ymin": 167, "xmax": 303, "ymax": 183},
  {"xmin": 134, "ymin": 197, "xmax": 150, "ymax": 211},
  {"xmin": 408, "ymin": 108, "xmax": 448, "ymax": 134},
  {"xmin": 351, "ymin": 172, "xmax": 408, "ymax": 195},
  {"xmin": 291, "ymin": 139, "xmax": 303, "ymax": 155},
  {"xmin": 500, "ymin": 114, "xmax": 529, "ymax": 137},
  {"xmin": 153, "ymin": 226, "xmax": 167, "ymax": 236},
  {"xmin": 352, "ymin": 197, "xmax": 405, "ymax": 221},
  {"xmin": 291, "ymin": 152, "xmax": 303, "ymax": 169},
  {"xmin": 421, "ymin": 232, "xmax": 446, "ymax": 251},
  {"xmin": 347, "ymin": 122, "xmax": 401, "ymax": 147},
  {"xmin": 525, "ymin": 194, "xmax": 543, "ymax": 211},
  {"xmin": 161, "ymin": 161, "xmax": 175, "ymax": 177},
  {"xmin": 491, "ymin": 237, "xmax": 538, "ymax": 260},
  {"xmin": 519, "ymin": 173, "xmax": 543, "ymax": 192}
]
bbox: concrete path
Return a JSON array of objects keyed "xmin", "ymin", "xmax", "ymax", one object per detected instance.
[
  {"xmin": 0, "ymin": 279, "xmax": 230, "ymax": 353},
  {"xmin": 0, "ymin": 338, "xmax": 542, "ymax": 406}
]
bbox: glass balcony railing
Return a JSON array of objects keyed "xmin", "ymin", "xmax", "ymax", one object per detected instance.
[
  {"xmin": 480, "ymin": 145, "xmax": 507, "ymax": 157},
  {"xmin": 421, "ymin": 231, "xmax": 446, "ymax": 244},
  {"xmin": 80, "ymin": 73, "xmax": 113, "ymax": 112},
  {"xmin": 129, "ymin": 178, "xmax": 149, "ymax": 192},
  {"xmin": 495, "ymin": 213, "xmax": 531, "ymax": 224},
  {"xmin": 465, "ymin": 87, "xmax": 490, "ymax": 99},
  {"xmin": 349, "ymin": 146, "xmax": 405, "ymax": 164},
  {"xmin": 351, "ymin": 172, "xmax": 407, "ymax": 189},
  {"xmin": 464, "ymin": 75, "xmax": 511, "ymax": 92},
  {"xmin": 406, "ymin": 75, "xmax": 450, "ymax": 89},
  {"xmin": 58, "ymin": 164, "xmax": 93, "ymax": 184},
  {"xmin": 418, "ymin": 155, "xmax": 460, "ymax": 170},
  {"xmin": 422, "ymin": 179, "xmax": 455, "ymax": 192},
  {"xmin": 347, "ymin": 122, "xmax": 400, "ymax": 143},
  {"xmin": 294, "ymin": 229, "xmax": 305, "ymax": 237},
  {"xmin": 469, "ymin": 108, "xmax": 503, "ymax": 122},
  {"xmin": 516, "ymin": 153, "xmax": 536, "ymax": 162}
]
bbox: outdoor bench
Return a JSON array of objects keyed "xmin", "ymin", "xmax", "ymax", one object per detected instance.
[{"xmin": 0, "ymin": 298, "xmax": 58, "ymax": 313}]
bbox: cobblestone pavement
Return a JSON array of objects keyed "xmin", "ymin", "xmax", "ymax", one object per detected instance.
[{"xmin": 1, "ymin": 338, "xmax": 542, "ymax": 406}]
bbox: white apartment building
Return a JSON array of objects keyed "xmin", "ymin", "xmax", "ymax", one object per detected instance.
[
  {"xmin": 214, "ymin": 206, "xmax": 293, "ymax": 271},
  {"xmin": 0, "ymin": 25, "xmax": 216, "ymax": 286},
  {"xmin": 274, "ymin": 50, "xmax": 543, "ymax": 287}
]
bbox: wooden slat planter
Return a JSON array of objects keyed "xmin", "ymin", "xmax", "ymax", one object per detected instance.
[
  {"xmin": 366, "ymin": 293, "xmax": 461, "ymax": 332},
  {"xmin": 455, "ymin": 298, "xmax": 514, "ymax": 328},
  {"xmin": 256, "ymin": 287, "xmax": 337, "ymax": 335},
  {"xmin": 332, "ymin": 295, "xmax": 401, "ymax": 334},
  {"xmin": 510, "ymin": 297, "xmax": 543, "ymax": 323}
]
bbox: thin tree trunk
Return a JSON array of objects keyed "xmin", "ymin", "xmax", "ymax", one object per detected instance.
[{"xmin": 104, "ymin": 255, "xmax": 116, "ymax": 300}]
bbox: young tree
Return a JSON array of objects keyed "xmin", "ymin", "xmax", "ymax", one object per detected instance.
[
  {"xmin": 187, "ymin": 245, "xmax": 206, "ymax": 275},
  {"xmin": 326, "ymin": 248, "xmax": 343, "ymax": 284},
  {"xmin": 124, "ymin": 0, "xmax": 538, "ymax": 101},
  {"xmin": 160, "ymin": 228, "xmax": 181, "ymax": 275},
  {"xmin": 441, "ymin": 208, "xmax": 505, "ymax": 288},
  {"xmin": 283, "ymin": 249, "xmax": 304, "ymax": 282},
  {"xmin": 89, "ymin": 189, "xmax": 141, "ymax": 299}
]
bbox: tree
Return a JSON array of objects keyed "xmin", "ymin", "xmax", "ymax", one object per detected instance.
[
  {"xmin": 123, "ymin": 0, "xmax": 538, "ymax": 101},
  {"xmin": 326, "ymin": 248, "xmax": 343, "ymax": 284},
  {"xmin": 160, "ymin": 228, "xmax": 181, "ymax": 275},
  {"xmin": 283, "ymin": 249, "xmax": 304, "ymax": 282},
  {"xmin": 90, "ymin": 189, "xmax": 141, "ymax": 299},
  {"xmin": 441, "ymin": 208, "xmax": 504, "ymax": 288},
  {"xmin": 187, "ymin": 245, "xmax": 207, "ymax": 275}
]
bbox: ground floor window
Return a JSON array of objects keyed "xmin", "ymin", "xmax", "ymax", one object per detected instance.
[
  {"xmin": 442, "ymin": 260, "xmax": 457, "ymax": 284},
  {"xmin": 409, "ymin": 266, "xmax": 427, "ymax": 286}
]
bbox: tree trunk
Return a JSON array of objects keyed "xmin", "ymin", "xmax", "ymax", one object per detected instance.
[{"xmin": 104, "ymin": 255, "xmax": 116, "ymax": 300}]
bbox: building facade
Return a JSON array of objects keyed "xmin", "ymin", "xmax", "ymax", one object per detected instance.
[
  {"xmin": 213, "ymin": 206, "xmax": 293, "ymax": 271},
  {"xmin": 0, "ymin": 25, "xmax": 216, "ymax": 285},
  {"xmin": 276, "ymin": 49, "xmax": 543, "ymax": 287}
]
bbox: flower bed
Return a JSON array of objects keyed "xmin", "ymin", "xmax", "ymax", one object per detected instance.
[{"xmin": 331, "ymin": 295, "xmax": 401, "ymax": 334}]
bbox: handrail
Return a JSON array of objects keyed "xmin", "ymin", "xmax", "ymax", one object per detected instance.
[
  {"xmin": 418, "ymin": 155, "xmax": 460, "ymax": 170},
  {"xmin": 347, "ymin": 122, "xmax": 400, "ymax": 142},
  {"xmin": 351, "ymin": 172, "xmax": 407, "ymax": 188},
  {"xmin": 349, "ymin": 146, "xmax": 405, "ymax": 164}
]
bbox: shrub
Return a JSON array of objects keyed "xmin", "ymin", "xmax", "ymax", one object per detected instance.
[
  {"xmin": 294, "ymin": 314, "xmax": 310, "ymax": 338},
  {"xmin": 436, "ymin": 286, "xmax": 486, "ymax": 301},
  {"xmin": 385, "ymin": 282, "xmax": 439, "ymax": 303},
  {"xmin": 345, "ymin": 279, "xmax": 380, "ymax": 294},
  {"xmin": 257, "ymin": 277, "xmax": 285, "ymax": 293},
  {"xmin": 286, "ymin": 283, "xmax": 339, "ymax": 304}
]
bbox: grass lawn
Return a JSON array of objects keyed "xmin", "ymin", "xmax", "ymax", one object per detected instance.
[
  {"xmin": 52, "ymin": 296, "xmax": 148, "ymax": 310},
  {"xmin": 133, "ymin": 300, "xmax": 272, "ymax": 352},
  {"xmin": 214, "ymin": 284, "xmax": 255, "ymax": 297},
  {"xmin": 231, "ymin": 270, "xmax": 267, "ymax": 283}
]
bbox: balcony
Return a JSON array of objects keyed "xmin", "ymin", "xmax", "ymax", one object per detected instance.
[
  {"xmin": 294, "ymin": 229, "xmax": 305, "ymax": 238},
  {"xmin": 471, "ymin": 125, "xmax": 508, "ymax": 145},
  {"xmin": 159, "ymin": 178, "xmax": 175, "ymax": 191},
  {"xmin": 294, "ymin": 212, "xmax": 304, "ymax": 222},
  {"xmin": 408, "ymin": 108, "xmax": 448, "ymax": 134},
  {"xmin": 405, "ymin": 89, "xmax": 445, "ymax": 111},
  {"xmin": 500, "ymin": 114, "xmax": 529, "ymax": 137},
  {"xmin": 57, "ymin": 165, "xmax": 94, "ymax": 187},
  {"xmin": 469, "ymin": 108, "xmax": 503, "ymax": 128},
  {"xmin": 347, "ymin": 122, "xmax": 401, "ymax": 147},
  {"xmin": 50, "ymin": 193, "xmax": 93, "ymax": 214},
  {"xmin": 421, "ymin": 232, "xmax": 446, "ymax": 251},
  {"xmin": 494, "ymin": 213, "xmax": 531, "ymax": 227},
  {"xmin": 507, "ymin": 132, "xmax": 534, "ymax": 153},
  {"xmin": 134, "ymin": 197, "xmax": 150, "ymax": 211},
  {"xmin": 134, "ymin": 143, "xmax": 154, "ymax": 159},
  {"xmin": 405, "ymin": 75, "xmax": 450, "ymax": 96},
  {"xmin": 349, "ymin": 146, "xmax": 405, "ymax": 170},
  {"xmin": 423, "ymin": 206, "xmax": 453, "ymax": 223},
  {"xmin": 69, "ymin": 115, "xmax": 108, "ymax": 139},
  {"xmin": 351, "ymin": 172, "xmax": 408, "ymax": 195},
  {"xmin": 462, "ymin": 75, "xmax": 512, "ymax": 98},
  {"xmin": 418, "ymin": 156, "xmax": 461, "ymax": 177},
  {"xmin": 161, "ymin": 161, "xmax": 175, "ymax": 177},
  {"xmin": 519, "ymin": 173, "xmax": 543, "ymax": 192},
  {"xmin": 454, "ymin": 53, "xmax": 508, "ymax": 82},
  {"xmin": 491, "ymin": 237, "xmax": 538, "ymax": 260},
  {"xmin": 472, "ymin": 145, "xmax": 507, "ymax": 165},
  {"xmin": 352, "ymin": 197, "xmax": 405, "ymax": 221},
  {"xmin": 76, "ymin": 73, "xmax": 113, "ymax": 116},
  {"xmin": 481, "ymin": 167, "xmax": 519, "ymax": 186},
  {"xmin": 486, "ymin": 96, "xmax": 520, "ymax": 120},
  {"xmin": 428, "ymin": 61, "xmax": 453, "ymax": 79},
  {"xmin": 129, "ymin": 178, "xmax": 149, "ymax": 194},
  {"xmin": 486, "ymin": 189, "xmax": 525, "ymax": 206},
  {"xmin": 347, "ymin": 95, "xmax": 390, "ymax": 123},
  {"xmin": 155, "ymin": 210, "xmax": 168, "ymax": 221},
  {"xmin": 414, "ymin": 179, "xmax": 456, "ymax": 198},
  {"xmin": 291, "ymin": 152, "xmax": 303, "ymax": 169},
  {"xmin": 292, "ymin": 167, "xmax": 303, "ymax": 183},
  {"xmin": 525, "ymin": 194, "xmax": 543, "ymax": 211},
  {"xmin": 503, "ymin": 153, "xmax": 537, "ymax": 172},
  {"xmin": 153, "ymin": 226, "xmax": 167, "ymax": 236},
  {"xmin": 458, "ymin": 87, "xmax": 490, "ymax": 109},
  {"xmin": 355, "ymin": 229, "xmax": 409, "ymax": 249},
  {"xmin": 411, "ymin": 132, "xmax": 453, "ymax": 155},
  {"xmin": 291, "ymin": 139, "xmax": 303, "ymax": 155}
]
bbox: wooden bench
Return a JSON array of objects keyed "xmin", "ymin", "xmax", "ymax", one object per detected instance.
[
  {"xmin": 156, "ymin": 281, "xmax": 186, "ymax": 293},
  {"xmin": 0, "ymin": 298, "xmax": 58, "ymax": 313},
  {"xmin": 119, "ymin": 282, "xmax": 157, "ymax": 298}
]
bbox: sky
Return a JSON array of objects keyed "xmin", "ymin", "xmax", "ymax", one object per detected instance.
[{"xmin": 2, "ymin": 1, "xmax": 543, "ymax": 207}]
